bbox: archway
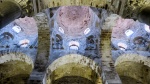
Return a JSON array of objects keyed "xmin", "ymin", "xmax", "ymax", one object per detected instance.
[
  {"xmin": 46, "ymin": 54, "xmax": 102, "ymax": 84},
  {"xmin": 0, "ymin": 52, "xmax": 34, "ymax": 84},
  {"xmin": 115, "ymin": 54, "xmax": 150, "ymax": 84}
]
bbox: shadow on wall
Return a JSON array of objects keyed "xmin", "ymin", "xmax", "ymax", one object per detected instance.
[{"xmin": 139, "ymin": 6, "xmax": 150, "ymax": 26}]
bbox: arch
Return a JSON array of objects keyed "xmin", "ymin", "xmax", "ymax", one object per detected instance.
[
  {"xmin": 87, "ymin": 35, "xmax": 95, "ymax": 44},
  {"xmin": 133, "ymin": 36, "xmax": 146, "ymax": 45},
  {"xmin": 115, "ymin": 54, "xmax": 150, "ymax": 84},
  {"xmin": 46, "ymin": 54, "xmax": 102, "ymax": 84},
  {"xmin": 56, "ymin": 34, "xmax": 62, "ymax": 41},
  {"xmin": 43, "ymin": 0, "xmax": 107, "ymax": 8},
  {"xmin": 0, "ymin": 52, "xmax": 34, "ymax": 83},
  {"xmin": 139, "ymin": 6, "xmax": 150, "ymax": 25},
  {"xmin": 0, "ymin": 52, "xmax": 34, "ymax": 67},
  {"xmin": 0, "ymin": 32, "xmax": 14, "ymax": 40}
]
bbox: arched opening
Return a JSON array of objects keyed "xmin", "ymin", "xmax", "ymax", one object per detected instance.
[
  {"xmin": 0, "ymin": 53, "xmax": 33, "ymax": 84},
  {"xmin": 132, "ymin": 36, "xmax": 148, "ymax": 51},
  {"xmin": 139, "ymin": 6, "xmax": 150, "ymax": 25},
  {"xmin": 0, "ymin": 32, "xmax": 14, "ymax": 45},
  {"xmin": 46, "ymin": 54, "xmax": 102, "ymax": 84},
  {"xmin": 52, "ymin": 34, "xmax": 63, "ymax": 49},
  {"xmin": 115, "ymin": 54, "xmax": 150, "ymax": 84},
  {"xmin": 56, "ymin": 34, "xmax": 62, "ymax": 42},
  {"xmin": 86, "ymin": 35, "xmax": 97, "ymax": 50}
]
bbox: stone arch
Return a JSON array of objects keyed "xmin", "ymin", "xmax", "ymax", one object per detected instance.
[
  {"xmin": 0, "ymin": 52, "xmax": 34, "ymax": 83},
  {"xmin": 46, "ymin": 54, "xmax": 102, "ymax": 84},
  {"xmin": 43, "ymin": 0, "xmax": 107, "ymax": 8},
  {"xmin": 115, "ymin": 54, "xmax": 150, "ymax": 84},
  {"xmin": 86, "ymin": 35, "xmax": 97, "ymax": 50},
  {"xmin": 87, "ymin": 35, "xmax": 95, "ymax": 44},
  {"xmin": 138, "ymin": 6, "xmax": 150, "ymax": 25}
]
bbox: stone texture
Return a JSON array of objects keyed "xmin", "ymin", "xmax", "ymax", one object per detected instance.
[
  {"xmin": 43, "ymin": 0, "xmax": 107, "ymax": 8},
  {"xmin": 46, "ymin": 54, "xmax": 102, "ymax": 84},
  {"xmin": 0, "ymin": 3, "xmax": 150, "ymax": 84},
  {"xmin": 115, "ymin": 54, "xmax": 150, "ymax": 84}
]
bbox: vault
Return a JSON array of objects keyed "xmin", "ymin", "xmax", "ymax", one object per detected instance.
[
  {"xmin": 0, "ymin": 52, "xmax": 33, "ymax": 84},
  {"xmin": 115, "ymin": 54, "xmax": 150, "ymax": 84},
  {"xmin": 0, "ymin": 0, "xmax": 150, "ymax": 83},
  {"xmin": 57, "ymin": 6, "xmax": 92, "ymax": 36},
  {"xmin": 46, "ymin": 54, "xmax": 102, "ymax": 84}
]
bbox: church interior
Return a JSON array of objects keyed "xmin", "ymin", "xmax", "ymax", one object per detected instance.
[{"xmin": 0, "ymin": 0, "xmax": 150, "ymax": 84}]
